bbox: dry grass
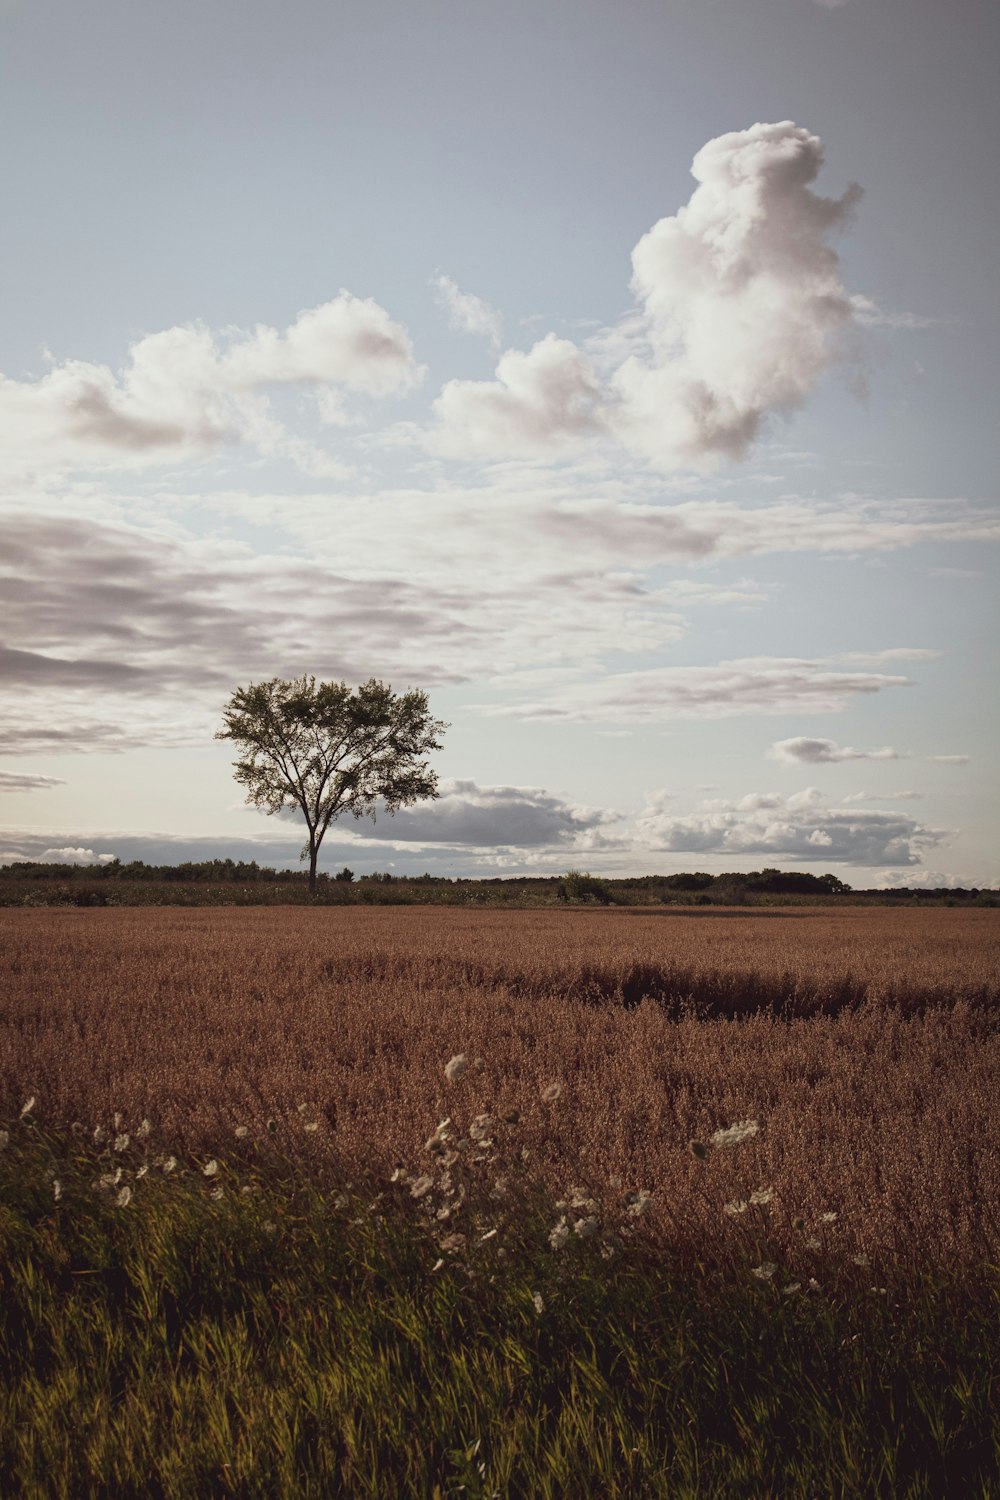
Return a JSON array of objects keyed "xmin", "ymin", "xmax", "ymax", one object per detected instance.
[{"xmin": 2, "ymin": 905, "xmax": 998, "ymax": 1271}]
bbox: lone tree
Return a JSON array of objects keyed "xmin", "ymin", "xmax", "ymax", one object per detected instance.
[{"xmin": 217, "ymin": 677, "xmax": 447, "ymax": 895}]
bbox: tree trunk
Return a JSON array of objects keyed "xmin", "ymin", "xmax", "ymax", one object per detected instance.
[{"xmin": 308, "ymin": 838, "xmax": 318, "ymax": 896}]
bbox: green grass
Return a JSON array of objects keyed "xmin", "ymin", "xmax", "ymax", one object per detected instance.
[{"xmin": 1, "ymin": 1120, "xmax": 997, "ymax": 1499}]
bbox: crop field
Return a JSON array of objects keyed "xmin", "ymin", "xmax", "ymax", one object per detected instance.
[
  {"xmin": 1, "ymin": 905, "xmax": 998, "ymax": 1496},
  {"xmin": 2, "ymin": 905, "xmax": 998, "ymax": 1267}
]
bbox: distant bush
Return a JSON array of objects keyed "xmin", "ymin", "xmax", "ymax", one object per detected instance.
[{"xmin": 560, "ymin": 870, "xmax": 615, "ymax": 905}]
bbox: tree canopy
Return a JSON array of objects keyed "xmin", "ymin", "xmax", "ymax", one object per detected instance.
[{"xmin": 216, "ymin": 677, "xmax": 447, "ymax": 893}]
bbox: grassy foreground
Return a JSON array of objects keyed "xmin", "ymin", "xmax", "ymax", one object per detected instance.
[{"xmin": 1, "ymin": 1116, "xmax": 997, "ymax": 1499}]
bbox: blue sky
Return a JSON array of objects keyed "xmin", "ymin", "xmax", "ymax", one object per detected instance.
[{"xmin": 1, "ymin": 0, "xmax": 997, "ymax": 886}]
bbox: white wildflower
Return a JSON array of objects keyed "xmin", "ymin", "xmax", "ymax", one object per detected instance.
[
  {"xmin": 162, "ymin": 1156, "xmax": 178, "ymax": 1174},
  {"xmin": 710, "ymin": 1120, "xmax": 759, "ymax": 1151},
  {"xmin": 410, "ymin": 1174, "xmax": 434, "ymax": 1199},
  {"xmin": 209, "ymin": 1184, "xmax": 224, "ymax": 1201},
  {"xmin": 116, "ymin": 1185, "xmax": 132, "ymax": 1208},
  {"xmin": 782, "ymin": 1282, "xmax": 801, "ymax": 1295},
  {"xmin": 549, "ymin": 1218, "xmax": 570, "ymax": 1251},
  {"xmin": 389, "ymin": 1167, "xmax": 408, "ymax": 1184},
  {"xmin": 333, "ymin": 1193, "xmax": 348, "ymax": 1210},
  {"xmin": 93, "ymin": 1125, "xmax": 107, "ymax": 1145},
  {"xmin": 439, "ymin": 1233, "xmax": 466, "ymax": 1253},
  {"xmin": 113, "ymin": 1134, "xmax": 130, "ymax": 1153},
  {"xmin": 444, "ymin": 1054, "xmax": 468, "ymax": 1084},
  {"xmin": 750, "ymin": 1186, "xmax": 775, "ymax": 1205},
  {"xmin": 808, "ymin": 1278, "xmax": 821, "ymax": 1291},
  {"xmin": 541, "ymin": 1081, "xmax": 562, "ymax": 1103},
  {"xmin": 623, "ymin": 1190, "xmax": 651, "ymax": 1217},
  {"xmin": 532, "ymin": 1291, "xmax": 544, "ymax": 1314},
  {"xmin": 113, "ymin": 1112, "xmax": 123, "ymax": 1130},
  {"xmin": 202, "ymin": 1159, "xmax": 219, "ymax": 1178},
  {"xmin": 805, "ymin": 1235, "xmax": 821, "ymax": 1250},
  {"xmin": 426, "ymin": 1118, "xmax": 453, "ymax": 1151},
  {"xmin": 20, "ymin": 1096, "xmax": 36, "ymax": 1118},
  {"xmin": 750, "ymin": 1262, "xmax": 777, "ymax": 1282},
  {"xmin": 573, "ymin": 1216, "xmax": 599, "ymax": 1240},
  {"xmin": 52, "ymin": 1179, "xmax": 62, "ymax": 1202},
  {"xmin": 820, "ymin": 1211, "xmax": 838, "ymax": 1223},
  {"xmin": 136, "ymin": 1119, "xmax": 151, "ymax": 1139},
  {"xmin": 296, "ymin": 1102, "xmax": 309, "ymax": 1115},
  {"xmin": 431, "ymin": 1258, "xmax": 445, "ymax": 1273},
  {"xmin": 479, "ymin": 1228, "xmax": 498, "ymax": 1243},
  {"xmin": 609, "ymin": 1173, "xmax": 623, "ymax": 1189},
  {"xmin": 98, "ymin": 1169, "xmax": 123, "ymax": 1189},
  {"xmin": 234, "ymin": 1126, "xmax": 249, "ymax": 1139},
  {"xmin": 723, "ymin": 1199, "xmax": 749, "ymax": 1217},
  {"xmin": 304, "ymin": 1121, "xmax": 319, "ymax": 1133},
  {"xmin": 135, "ymin": 1165, "xmax": 149, "ymax": 1179},
  {"xmin": 853, "ymin": 1252, "xmax": 870, "ymax": 1267}
]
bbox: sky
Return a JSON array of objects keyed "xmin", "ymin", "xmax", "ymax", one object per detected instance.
[{"xmin": 1, "ymin": 0, "xmax": 997, "ymax": 888}]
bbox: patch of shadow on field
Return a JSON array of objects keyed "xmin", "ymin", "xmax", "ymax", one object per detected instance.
[
  {"xmin": 318, "ymin": 953, "xmax": 999, "ymax": 1023},
  {"xmin": 597, "ymin": 907, "xmax": 820, "ymax": 918}
]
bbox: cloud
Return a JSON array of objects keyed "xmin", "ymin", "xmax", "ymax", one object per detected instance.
[
  {"xmin": 636, "ymin": 788, "xmax": 946, "ymax": 866},
  {"xmin": 872, "ymin": 869, "xmax": 982, "ymax": 891},
  {"xmin": 432, "ymin": 122, "xmax": 861, "ymax": 467},
  {"xmin": 431, "ymin": 335, "xmax": 607, "ymax": 458},
  {"xmin": 843, "ymin": 789, "xmax": 923, "ymax": 803},
  {"xmin": 931, "ymin": 754, "xmax": 970, "ymax": 765},
  {"xmin": 0, "ymin": 771, "xmax": 65, "ymax": 792},
  {"xmin": 488, "ymin": 656, "xmax": 910, "ymax": 724},
  {"xmin": 611, "ymin": 121, "xmax": 861, "ymax": 466},
  {"xmin": 0, "ymin": 292, "xmax": 419, "ymax": 478},
  {"xmin": 39, "ymin": 847, "xmax": 117, "ymax": 865},
  {"xmin": 769, "ymin": 737, "xmax": 903, "ymax": 764},
  {"xmin": 431, "ymin": 275, "xmax": 503, "ymax": 349},
  {"xmin": 849, "ymin": 295, "xmax": 939, "ymax": 331},
  {"xmin": 345, "ymin": 778, "xmax": 623, "ymax": 849}
]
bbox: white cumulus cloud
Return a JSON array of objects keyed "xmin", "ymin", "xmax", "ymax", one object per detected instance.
[
  {"xmin": 432, "ymin": 121, "xmax": 862, "ymax": 468},
  {"xmin": 431, "ymin": 334, "xmax": 606, "ymax": 458},
  {"xmin": 0, "ymin": 292, "xmax": 419, "ymax": 479},
  {"xmin": 39, "ymin": 847, "xmax": 117, "ymax": 864},
  {"xmin": 613, "ymin": 121, "xmax": 861, "ymax": 466},
  {"xmin": 636, "ymin": 788, "xmax": 945, "ymax": 867}
]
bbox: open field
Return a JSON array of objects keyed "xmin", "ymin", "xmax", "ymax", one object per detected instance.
[
  {"xmin": 2, "ymin": 905, "xmax": 999, "ymax": 1268},
  {"xmin": 2, "ymin": 906, "xmax": 998, "ymax": 1495}
]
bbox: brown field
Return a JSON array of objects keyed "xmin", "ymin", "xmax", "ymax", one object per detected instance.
[{"xmin": 2, "ymin": 905, "xmax": 998, "ymax": 1270}]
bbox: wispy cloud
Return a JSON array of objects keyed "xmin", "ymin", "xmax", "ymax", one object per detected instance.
[
  {"xmin": 431, "ymin": 275, "xmax": 503, "ymax": 350},
  {"xmin": 849, "ymin": 295, "xmax": 941, "ymax": 331},
  {"xmin": 768, "ymin": 737, "xmax": 903, "ymax": 764},
  {"xmin": 0, "ymin": 771, "xmax": 66, "ymax": 792},
  {"xmin": 487, "ymin": 656, "xmax": 911, "ymax": 724}
]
